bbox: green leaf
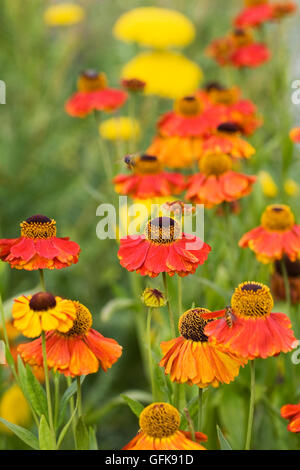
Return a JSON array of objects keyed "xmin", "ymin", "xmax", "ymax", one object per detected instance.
[
  {"xmin": 217, "ymin": 425, "xmax": 233, "ymax": 450},
  {"xmin": 0, "ymin": 340, "xmax": 6, "ymax": 364},
  {"xmin": 5, "ymin": 344, "xmax": 16, "ymax": 372},
  {"xmin": 100, "ymin": 298, "xmax": 136, "ymax": 322},
  {"xmin": 57, "ymin": 403, "xmax": 77, "ymax": 450},
  {"xmin": 75, "ymin": 416, "xmax": 89, "ymax": 450},
  {"xmin": 58, "ymin": 376, "xmax": 85, "ymax": 428},
  {"xmin": 39, "ymin": 415, "xmax": 56, "ymax": 450},
  {"xmin": 0, "ymin": 417, "xmax": 39, "ymax": 449},
  {"xmin": 121, "ymin": 394, "xmax": 144, "ymax": 418},
  {"xmin": 88, "ymin": 426, "xmax": 98, "ymax": 450},
  {"xmin": 17, "ymin": 356, "xmax": 48, "ymax": 420}
]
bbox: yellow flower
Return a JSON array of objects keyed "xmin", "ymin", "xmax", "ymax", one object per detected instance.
[
  {"xmin": 99, "ymin": 117, "xmax": 140, "ymax": 141},
  {"xmin": 141, "ymin": 288, "xmax": 166, "ymax": 308},
  {"xmin": 44, "ymin": 3, "xmax": 85, "ymax": 27},
  {"xmin": 258, "ymin": 171, "xmax": 278, "ymax": 198},
  {"xmin": 284, "ymin": 179, "xmax": 299, "ymax": 197},
  {"xmin": 113, "ymin": 7, "xmax": 195, "ymax": 49},
  {"xmin": 121, "ymin": 51, "xmax": 202, "ymax": 99},
  {"xmin": 0, "ymin": 385, "xmax": 31, "ymax": 434}
]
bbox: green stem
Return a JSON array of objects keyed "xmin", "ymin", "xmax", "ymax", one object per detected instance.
[
  {"xmin": 67, "ymin": 377, "xmax": 77, "ymax": 447},
  {"xmin": 0, "ymin": 293, "xmax": 9, "ymax": 347},
  {"xmin": 183, "ymin": 407, "xmax": 196, "ymax": 442},
  {"xmin": 41, "ymin": 331, "xmax": 56, "ymax": 446},
  {"xmin": 280, "ymin": 258, "xmax": 291, "ymax": 312},
  {"xmin": 77, "ymin": 376, "xmax": 82, "ymax": 418},
  {"xmin": 198, "ymin": 388, "xmax": 203, "ymax": 431},
  {"xmin": 146, "ymin": 307, "xmax": 156, "ymax": 400},
  {"xmin": 54, "ymin": 372, "xmax": 60, "ymax": 429},
  {"xmin": 245, "ymin": 360, "xmax": 256, "ymax": 450},
  {"xmin": 162, "ymin": 272, "xmax": 175, "ymax": 337},
  {"xmin": 178, "ymin": 276, "xmax": 182, "ymax": 321},
  {"xmin": 39, "ymin": 269, "xmax": 46, "ymax": 291}
]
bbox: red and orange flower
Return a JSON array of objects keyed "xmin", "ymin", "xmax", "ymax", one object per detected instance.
[
  {"xmin": 123, "ymin": 402, "xmax": 207, "ymax": 450},
  {"xmin": 118, "ymin": 216, "xmax": 211, "ymax": 277},
  {"xmin": 160, "ymin": 308, "xmax": 247, "ymax": 388},
  {"xmin": 65, "ymin": 70, "xmax": 127, "ymax": 118},
  {"xmin": 18, "ymin": 300, "xmax": 122, "ymax": 377},
  {"xmin": 113, "ymin": 155, "xmax": 186, "ymax": 199},
  {"xmin": 234, "ymin": 3, "xmax": 274, "ymax": 28},
  {"xmin": 281, "ymin": 402, "xmax": 300, "ymax": 433},
  {"xmin": 185, "ymin": 153, "xmax": 256, "ymax": 208},
  {"xmin": 239, "ymin": 204, "xmax": 300, "ymax": 263},
  {"xmin": 205, "ymin": 281, "xmax": 296, "ymax": 359},
  {"xmin": 290, "ymin": 127, "xmax": 300, "ymax": 143},
  {"xmin": 0, "ymin": 215, "xmax": 80, "ymax": 270}
]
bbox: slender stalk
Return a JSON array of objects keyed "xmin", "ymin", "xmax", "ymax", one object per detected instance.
[
  {"xmin": 94, "ymin": 112, "xmax": 113, "ymax": 183},
  {"xmin": 0, "ymin": 293, "xmax": 9, "ymax": 347},
  {"xmin": 67, "ymin": 377, "xmax": 77, "ymax": 447},
  {"xmin": 178, "ymin": 276, "xmax": 182, "ymax": 320},
  {"xmin": 41, "ymin": 331, "xmax": 56, "ymax": 445},
  {"xmin": 245, "ymin": 360, "xmax": 256, "ymax": 450},
  {"xmin": 280, "ymin": 258, "xmax": 291, "ymax": 312},
  {"xmin": 76, "ymin": 376, "xmax": 82, "ymax": 418},
  {"xmin": 146, "ymin": 307, "xmax": 156, "ymax": 400},
  {"xmin": 39, "ymin": 268, "xmax": 46, "ymax": 291},
  {"xmin": 162, "ymin": 272, "xmax": 175, "ymax": 337},
  {"xmin": 198, "ymin": 388, "xmax": 203, "ymax": 431},
  {"xmin": 183, "ymin": 407, "xmax": 196, "ymax": 442},
  {"xmin": 54, "ymin": 372, "xmax": 60, "ymax": 429}
]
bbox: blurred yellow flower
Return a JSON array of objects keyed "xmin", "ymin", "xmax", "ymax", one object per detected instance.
[
  {"xmin": 0, "ymin": 320, "xmax": 20, "ymax": 342},
  {"xmin": 0, "ymin": 385, "xmax": 31, "ymax": 434},
  {"xmin": 99, "ymin": 117, "xmax": 140, "ymax": 141},
  {"xmin": 121, "ymin": 51, "xmax": 202, "ymax": 99},
  {"xmin": 113, "ymin": 7, "xmax": 195, "ymax": 49},
  {"xmin": 258, "ymin": 171, "xmax": 278, "ymax": 198},
  {"xmin": 284, "ymin": 179, "xmax": 299, "ymax": 197},
  {"xmin": 44, "ymin": 3, "xmax": 85, "ymax": 27}
]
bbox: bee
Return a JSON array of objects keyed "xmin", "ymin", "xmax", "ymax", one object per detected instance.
[
  {"xmin": 123, "ymin": 153, "xmax": 140, "ymax": 170},
  {"xmin": 224, "ymin": 306, "xmax": 233, "ymax": 328}
]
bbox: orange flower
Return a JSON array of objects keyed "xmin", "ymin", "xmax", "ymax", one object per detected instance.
[
  {"xmin": 290, "ymin": 127, "xmax": 300, "ymax": 143},
  {"xmin": 123, "ymin": 402, "xmax": 207, "ymax": 450},
  {"xmin": 281, "ymin": 403, "xmax": 300, "ymax": 433},
  {"xmin": 18, "ymin": 301, "xmax": 122, "ymax": 377},
  {"xmin": 0, "ymin": 214, "xmax": 80, "ymax": 270},
  {"xmin": 12, "ymin": 292, "xmax": 76, "ymax": 338},
  {"xmin": 200, "ymin": 122, "xmax": 255, "ymax": 159},
  {"xmin": 271, "ymin": 2, "xmax": 297, "ymax": 19},
  {"xmin": 118, "ymin": 216, "xmax": 211, "ymax": 277},
  {"xmin": 160, "ymin": 308, "xmax": 247, "ymax": 388},
  {"xmin": 234, "ymin": 4, "xmax": 274, "ymax": 28},
  {"xmin": 239, "ymin": 204, "xmax": 300, "ymax": 263},
  {"xmin": 65, "ymin": 70, "xmax": 127, "ymax": 117},
  {"xmin": 185, "ymin": 153, "xmax": 256, "ymax": 208},
  {"xmin": 205, "ymin": 281, "xmax": 296, "ymax": 359},
  {"xmin": 113, "ymin": 154, "xmax": 186, "ymax": 199}
]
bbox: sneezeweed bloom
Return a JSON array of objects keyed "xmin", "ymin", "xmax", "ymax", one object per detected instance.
[
  {"xmin": 272, "ymin": 2, "xmax": 297, "ymax": 19},
  {"xmin": 0, "ymin": 214, "xmax": 80, "ymax": 270},
  {"xmin": 185, "ymin": 153, "xmax": 256, "ymax": 208},
  {"xmin": 258, "ymin": 171, "xmax": 278, "ymax": 198},
  {"xmin": 99, "ymin": 117, "xmax": 140, "ymax": 142},
  {"xmin": 239, "ymin": 204, "xmax": 300, "ymax": 262},
  {"xmin": 234, "ymin": 3, "xmax": 274, "ymax": 28},
  {"xmin": 113, "ymin": 7, "xmax": 195, "ymax": 49},
  {"xmin": 0, "ymin": 385, "xmax": 31, "ymax": 434},
  {"xmin": 12, "ymin": 292, "xmax": 76, "ymax": 338},
  {"xmin": 289, "ymin": 127, "xmax": 300, "ymax": 143},
  {"xmin": 43, "ymin": 3, "xmax": 85, "ymax": 27},
  {"xmin": 18, "ymin": 301, "xmax": 122, "ymax": 377},
  {"xmin": 284, "ymin": 179, "xmax": 299, "ymax": 197},
  {"xmin": 141, "ymin": 288, "xmax": 166, "ymax": 308},
  {"xmin": 118, "ymin": 216, "xmax": 211, "ymax": 278},
  {"xmin": 205, "ymin": 281, "xmax": 296, "ymax": 359},
  {"xmin": 65, "ymin": 70, "xmax": 127, "ymax": 117},
  {"xmin": 281, "ymin": 402, "xmax": 300, "ymax": 432},
  {"xmin": 121, "ymin": 51, "xmax": 202, "ymax": 99},
  {"xmin": 121, "ymin": 78, "xmax": 146, "ymax": 93},
  {"xmin": 123, "ymin": 402, "xmax": 207, "ymax": 450},
  {"xmin": 113, "ymin": 154, "xmax": 186, "ymax": 199},
  {"xmin": 271, "ymin": 256, "xmax": 300, "ymax": 304},
  {"xmin": 160, "ymin": 308, "xmax": 247, "ymax": 388},
  {"xmin": 199, "ymin": 122, "xmax": 255, "ymax": 159}
]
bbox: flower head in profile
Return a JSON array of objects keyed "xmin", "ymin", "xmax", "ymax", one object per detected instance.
[
  {"xmin": 0, "ymin": 385, "xmax": 31, "ymax": 434},
  {"xmin": 65, "ymin": 70, "xmax": 127, "ymax": 117},
  {"xmin": 99, "ymin": 117, "xmax": 140, "ymax": 141},
  {"xmin": 12, "ymin": 292, "xmax": 76, "ymax": 338},
  {"xmin": 113, "ymin": 154, "xmax": 186, "ymax": 199},
  {"xmin": 281, "ymin": 402, "xmax": 300, "ymax": 433},
  {"xmin": 44, "ymin": 3, "xmax": 85, "ymax": 27},
  {"xmin": 123, "ymin": 402, "xmax": 207, "ymax": 450},
  {"xmin": 121, "ymin": 78, "xmax": 146, "ymax": 93},
  {"xmin": 118, "ymin": 216, "xmax": 211, "ymax": 278},
  {"xmin": 160, "ymin": 308, "xmax": 247, "ymax": 388},
  {"xmin": 121, "ymin": 51, "xmax": 202, "ymax": 99},
  {"xmin": 113, "ymin": 7, "xmax": 195, "ymax": 49},
  {"xmin": 18, "ymin": 301, "xmax": 122, "ymax": 377},
  {"xmin": 185, "ymin": 153, "xmax": 256, "ymax": 208},
  {"xmin": 141, "ymin": 288, "xmax": 166, "ymax": 308},
  {"xmin": 0, "ymin": 214, "xmax": 80, "ymax": 270},
  {"xmin": 205, "ymin": 281, "xmax": 296, "ymax": 359},
  {"xmin": 290, "ymin": 127, "xmax": 300, "ymax": 143},
  {"xmin": 200, "ymin": 122, "xmax": 255, "ymax": 159},
  {"xmin": 239, "ymin": 204, "xmax": 300, "ymax": 263}
]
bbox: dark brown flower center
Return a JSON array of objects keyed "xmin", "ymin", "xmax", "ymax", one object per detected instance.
[
  {"xmin": 29, "ymin": 292, "xmax": 57, "ymax": 311},
  {"xmin": 217, "ymin": 122, "xmax": 241, "ymax": 134}
]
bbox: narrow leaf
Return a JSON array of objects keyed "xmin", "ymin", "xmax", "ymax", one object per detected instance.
[
  {"xmin": 217, "ymin": 425, "xmax": 233, "ymax": 450},
  {"xmin": 88, "ymin": 426, "xmax": 98, "ymax": 450},
  {"xmin": 58, "ymin": 376, "xmax": 85, "ymax": 428},
  {"xmin": 39, "ymin": 415, "xmax": 56, "ymax": 450},
  {"xmin": 57, "ymin": 404, "xmax": 78, "ymax": 450},
  {"xmin": 121, "ymin": 394, "xmax": 144, "ymax": 418},
  {"xmin": 75, "ymin": 416, "xmax": 89, "ymax": 450},
  {"xmin": 0, "ymin": 417, "xmax": 39, "ymax": 449}
]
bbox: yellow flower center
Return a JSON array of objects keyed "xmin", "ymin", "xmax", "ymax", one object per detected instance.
[
  {"xmin": 174, "ymin": 95, "xmax": 202, "ymax": 116},
  {"xmin": 230, "ymin": 28, "xmax": 253, "ymax": 47},
  {"xmin": 245, "ymin": 0, "xmax": 268, "ymax": 6},
  {"xmin": 77, "ymin": 70, "xmax": 108, "ymax": 92},
  {"xmin": 29, "ymin": 292, "xmax": 57, "ymax": 311},
  {"xmin": 139, "ymin": 403, "xmax": 180, "ymax": 438},
  {"xmin": 145, "ymin": 217, "xmax": 181, "ymax": 244},
  {"xmin": 205, "ymin": 83, "xmax": 239, "ymax": 105},
  {"xmin": 134, "ymin": 155, "xmax": 162, "ymax": 174},
  {"xmin": 261, "ymin": 204, "xmax": 295, "ymax": 231},
  {"xmin": 231, "ymin": 281, "xmax": 273, "ymax": 318},
  {"xmin": 179, "ymin": 308, "xmax": 212, "ymax": 342},
  {"xmin": 199, "ymin": 153, "xmax": 232, "ymax": 176},
  {"xmin": 63, "ymin": 302, "xmax": 92, "ymax": 336},
  {"xmin": 20, "ymin": 215, "xmax": 57, "ymax": 239}
]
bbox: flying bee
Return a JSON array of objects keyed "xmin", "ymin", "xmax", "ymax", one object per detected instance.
[{"xmin": 224, "ymin": 306, "xmax": 233, "ymax": 328}]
